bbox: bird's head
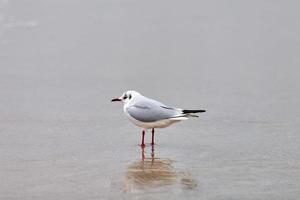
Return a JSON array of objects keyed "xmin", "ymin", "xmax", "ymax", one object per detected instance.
[{"xmin": 111, "ymin": 90, "xmax": 141, "ymax": 103}]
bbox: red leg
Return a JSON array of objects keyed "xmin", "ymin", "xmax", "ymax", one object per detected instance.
[
  {"xmin": 151, "ymin": 144, "xmax": 155, "ymax": 160},
  {"xmin": 141, "ymin": 130, "xmax": 145, "ymax": 147},
  {"xmin": 141, "ymin": 145, "xmax": 145, "ymax": 160},
  {"xmin": 151, "ymin": 128, "xmax": 155, "ymax": 145}
]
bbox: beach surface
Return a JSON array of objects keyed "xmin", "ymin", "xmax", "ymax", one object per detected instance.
[{"xmin": 0, "ymin": 1, "xmax": 300, "ymax": 199}]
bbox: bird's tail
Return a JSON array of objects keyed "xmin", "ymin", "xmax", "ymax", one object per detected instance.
[
  {"xmin": 182, "ymin": 109, "xmax": 206, "ymax": 117},
  {"xmin": 182, "ymin": 109, "xmax": 206, "ymax": 114}
]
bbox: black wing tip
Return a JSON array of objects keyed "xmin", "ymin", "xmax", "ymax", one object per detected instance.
[{"xmin": 182, "ymin": 109, "xmax": 206, "ymax": 114}]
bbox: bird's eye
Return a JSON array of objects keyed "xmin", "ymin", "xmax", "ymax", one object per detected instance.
[
  {"xmin": 129, "ymin": 94, "xmax": 132, "ymax": 99},
  {"xmin": 123, "ymin": 95, "xmax": 127, "ymax": 99}
]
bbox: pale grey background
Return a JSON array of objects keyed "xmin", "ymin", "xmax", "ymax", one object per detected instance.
[{"xmin": 0, "ymin": 1, "xmax": 299, "ymax": 199}]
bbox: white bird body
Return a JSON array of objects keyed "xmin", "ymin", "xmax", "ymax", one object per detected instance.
[
  {"xmin": 124, "ymin": 110, "xmax": 188, "ymax": 129},
  {"xmin": 122, "ymin": 92, "xmax": 189, "ymax": 129},
  {"xmin": 111, "ymin": 90, "xmax": 205, "ymax": 146}
]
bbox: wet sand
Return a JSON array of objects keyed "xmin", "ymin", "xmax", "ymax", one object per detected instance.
[{"xmin": 0, "ymin": 1, "xmax": 300, "ymax": 199}]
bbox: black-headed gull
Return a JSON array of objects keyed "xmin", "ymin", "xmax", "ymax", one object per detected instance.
[{"xmin": 111, "ymin": 90, "xmax": 205, "ymax": 146}]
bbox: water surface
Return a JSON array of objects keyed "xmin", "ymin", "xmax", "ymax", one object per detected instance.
[{"xmin": 0, "ymin": 1, "xmax": 300, "ymax": 199}]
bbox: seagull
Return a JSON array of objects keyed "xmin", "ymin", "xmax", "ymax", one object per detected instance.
[{"xmin": 111, "ymin": 90, "xmax": 205, "ymax": 146}]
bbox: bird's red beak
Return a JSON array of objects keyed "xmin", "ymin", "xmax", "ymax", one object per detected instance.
[{"xmin": 111, "ymin": 97, "xmax": 122, "ymax": 102}]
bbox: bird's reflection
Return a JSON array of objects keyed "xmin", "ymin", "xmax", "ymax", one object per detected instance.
[{"xmin": 124, "ymin": 145, "xmax": 197, "ymax": 192}]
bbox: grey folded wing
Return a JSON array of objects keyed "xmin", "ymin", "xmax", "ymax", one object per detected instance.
[{"xmin": 126, "ymin": 99, "xmax": 181, "ymax": 123}]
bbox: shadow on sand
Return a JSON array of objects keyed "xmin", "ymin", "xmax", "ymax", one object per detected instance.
[{"xmin": 124, "ymin": 145, "xmax": 197, "ymax": 192}]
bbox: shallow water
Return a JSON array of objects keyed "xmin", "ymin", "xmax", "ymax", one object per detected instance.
[{"xmin": 0, "ymin": 1, "xmax": 300, "ymax": 199}]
